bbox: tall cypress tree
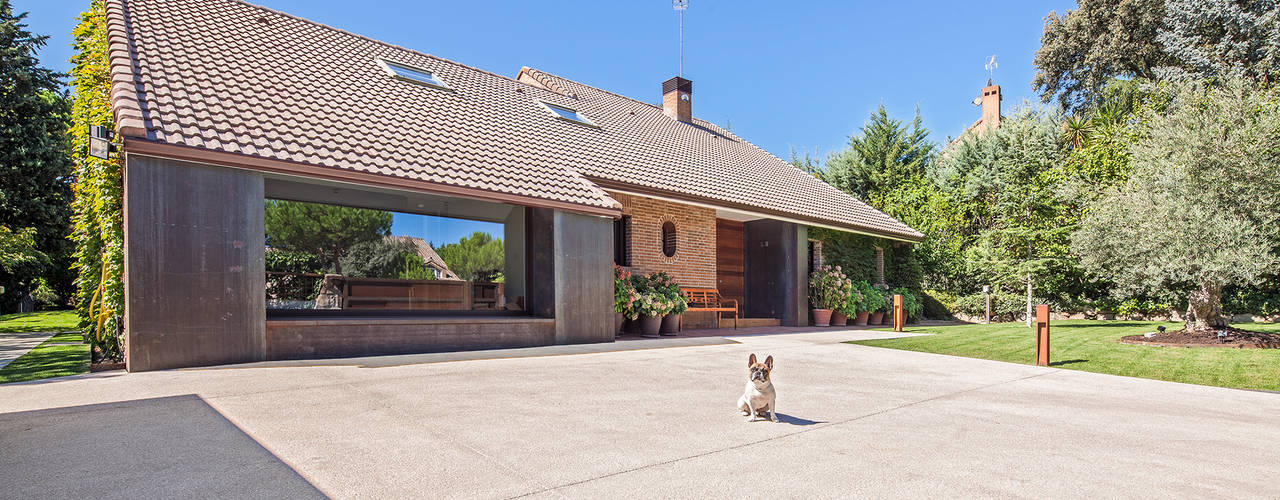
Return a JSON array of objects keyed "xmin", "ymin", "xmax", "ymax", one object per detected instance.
[{"xmin": 0, "ymin": 0, "xmax": 74, "ymax": 311}]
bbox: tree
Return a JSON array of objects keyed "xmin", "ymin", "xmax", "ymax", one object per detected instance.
[
  {"xmin": 0, "ymin": 0, "xmax": 74, "ymax": 311},
  {"xmin": 1033, "ymin": 0, "xmax": 1175, "ymax": 111},
  {"xmin": 815, "ymin": 105, "xmax": 938, "ymax": 292},
  {"xmin": 338, "ymin": 237, "xmax": 417, "ymax": 278},
  {"xmin": 939, "ymin": 107, "xmax": 1074, "ymax": 325},
  {"xmin": 1156, "ymin": 0, "xmax": 1280, "ymax": 84},
  {"xmin": 264, "ymin": 200, "xmax": 392, "ymax": 275},
  {"xmin": 0, "ymin": 226, "xmax": 47, "ymax": 277},
  {"xmin": 1072, "ymin": 78, "xmax": 1280, "ymax": 331},
  {"xmin": 435, "ymin": 232, "xmax": 504, "ymax": 282},
  {"xmin": 820, "ymin": 104, "xmax": 934, "ymax": 201}
]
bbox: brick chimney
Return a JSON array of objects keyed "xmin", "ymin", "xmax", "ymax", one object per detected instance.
[
  {"xmin": 979, "ymin": 79, "xmax": 1001, "ymax": 132},
  {"xmin": 662, "ymin": 76, "xmax": 692, "ymax": 122}
]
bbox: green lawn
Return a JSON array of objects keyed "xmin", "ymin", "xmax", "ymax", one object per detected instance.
[
  {"xmin": 0, "ymin": 310, "xmax": 80, "ymax": 333},
  {"xmin": 852, "ymin": 320, "xmax": 1280, "ymax": 391},
  {"xmin": 0, "ymin": 310, "xmax": 89, "ymax": 384}
]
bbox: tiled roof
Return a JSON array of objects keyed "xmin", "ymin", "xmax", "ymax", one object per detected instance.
[{"xmin": 106, "ymin": 0, "xmax": 923, "ymax": 241}]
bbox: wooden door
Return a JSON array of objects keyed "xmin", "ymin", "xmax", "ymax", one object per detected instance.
[{"xmin": 716, "ymin": 219, "xmax": 744, "ymax": 307}]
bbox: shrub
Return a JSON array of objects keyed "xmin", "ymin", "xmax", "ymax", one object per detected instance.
[
  {"xmin": 1222, "ymin": 287, "xmax": 1280, "ymax": 316},
  {"xmin": 922, "ymin": 289, "xmax": 955, "ymax": 319}
]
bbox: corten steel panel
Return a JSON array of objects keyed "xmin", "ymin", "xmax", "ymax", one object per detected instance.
[
  {"xmin": 554, "ymin": 211, "xmax": 614, "ymax": 344},
  {"xmin": 743, "ymin": 220, "xmax": 807, "ymax": 326},
  {"xmin": 265, "ymin": 317, "xmax": 555, "ymax": 360},
  {"xmin": 124, "ymin": 155, "xmax": 265, "ymax": 371},
  {"xmin": 715, "ymin": 219, "xmax": 745, "ymax": 307}
]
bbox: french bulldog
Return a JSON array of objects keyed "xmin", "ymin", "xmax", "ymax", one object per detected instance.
[{"xmin": 737, "ymin": 353, "xmax": 777, "ymax": 422}]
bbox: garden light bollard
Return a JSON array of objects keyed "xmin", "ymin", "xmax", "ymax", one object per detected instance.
[
  {"xmin": 1035, "ymin": 304, "xmax": 1050, "ymax": 366},
  {"xmin": 892, "ymin": 294, "xmax": 905, "ymax": 332}
]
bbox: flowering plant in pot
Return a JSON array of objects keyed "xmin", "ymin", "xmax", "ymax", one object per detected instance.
[
  {"xmin": 870, "ymin": 283, "xmax": 891, "ymax": 325},
  {"xmin": 644, "ymin": 271, "xmax": 687, "ymax": 335},
  {"xmin": 662, "ymin": 288, "xmax": 689, "ymax": 335},
  {"xmin": 633, "ymin": 290, "xmax": 673, "ymax": 337},
  {"xmin": 854, "ymin": 281, "xmax": 879, "ymax": 326},
  {"xmin": 837, "ymin": 286, "xmax": 864, "ymax": 327},
  {"xmin": 808, "ymin": 265, "xmax": 848, "ymax": 326},
  {"xmin": 613, "ymin": 265, "xmax": 638, "ymax": 335}
]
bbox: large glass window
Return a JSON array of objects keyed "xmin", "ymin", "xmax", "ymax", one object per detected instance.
[{"xmin": 264, "ymin": 199, "xmax": 518, "ymax": 313}]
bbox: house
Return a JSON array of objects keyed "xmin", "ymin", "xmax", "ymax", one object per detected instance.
[
  {"xmin": 107, "ymin": 0, "xmax": 922, "ymax": 371},
  {"xmin": 386, "ymin": 236, "xmax": 460, "ymax": 281}
]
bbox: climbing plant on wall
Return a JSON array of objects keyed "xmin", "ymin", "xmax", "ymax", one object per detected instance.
[{"xmin": 68, "ymin": 0, "xmax": 124, "ymax": 362}]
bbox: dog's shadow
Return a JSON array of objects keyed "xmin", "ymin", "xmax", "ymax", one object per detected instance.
[{"xmin": 772, "ymin": 413, "xmax": 825, "ymax": 426}]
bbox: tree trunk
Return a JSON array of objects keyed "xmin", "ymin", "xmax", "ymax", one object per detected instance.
[
  {"xmin": 1025, "ymin": 274, "xmax": 1033, "ymax": 328},
  {"xmin": 1185, "ymin": 283, "xmax": 1227, "ymax": 332}
]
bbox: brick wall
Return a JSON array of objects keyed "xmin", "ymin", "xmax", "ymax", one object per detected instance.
[{"xmin": 611, "ymin": 192, "xmax": 716, "ymax": 288}]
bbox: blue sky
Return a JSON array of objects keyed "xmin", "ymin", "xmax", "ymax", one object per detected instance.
[
  {"xmin": 20, "ymin": 0, "xmax": 1071, "ymax": 157},
  {"xmin": 22, "ymin": 0, "xmax": 1073, "ymax": 246},
  {"xmin": 391, "ymin": 212, "xmax": 502, "ymax": 248}
]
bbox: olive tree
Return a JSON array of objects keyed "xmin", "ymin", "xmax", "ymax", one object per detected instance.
[{"xmin": 1072, "ymin": 78, "xmax": 1280, "ymax": 331}]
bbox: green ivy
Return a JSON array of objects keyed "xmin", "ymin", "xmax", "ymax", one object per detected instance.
[{"xmin": 68, "ymin": 0, "xmax": 124, "ymax": 362}]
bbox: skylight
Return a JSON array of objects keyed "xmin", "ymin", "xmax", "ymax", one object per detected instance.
[
  {"xmin": 540, "ymin": 101, "xmax": 598, "ymax": 127},
  {"xmin": 379, "ymin": 59, "xmax": 450, "ymax": 90}
]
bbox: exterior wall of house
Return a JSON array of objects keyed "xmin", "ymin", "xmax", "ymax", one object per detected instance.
[
  {"xmin": 553, "ymin": 210, "xmax": 615, "ymax": 343},
  {"xmin": 612, "ymin": 192, "xmax": 716, "ymax": 288},
  {"xmin": 124, "ymin": 155, "xmax": 267, "ymax": 371},
  {"xmin": 744, "ymin": 219, "xmax": 808, "ymax": 327}
]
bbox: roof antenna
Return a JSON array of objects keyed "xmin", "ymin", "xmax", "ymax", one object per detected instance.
[
  {"xmin": 985, "ymin": 54, "xmax": 997, "ymax": 85},
  {"xmin": 674, "ymin": 0, "xmax": 688, "ymax": 77}
]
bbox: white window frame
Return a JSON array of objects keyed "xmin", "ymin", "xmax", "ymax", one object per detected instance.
[
  {"xmin": 538, "ymin": 100, "xmax": 599, "ymax": 128},
  {"xmin": 377, "ymin": 58, "xmax": 452, "ymax": 91}
]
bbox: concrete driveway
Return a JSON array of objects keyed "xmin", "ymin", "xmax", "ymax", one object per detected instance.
[{"xmin": 1, "ymin": 327, "xmax": 1277, "ymax": 499}]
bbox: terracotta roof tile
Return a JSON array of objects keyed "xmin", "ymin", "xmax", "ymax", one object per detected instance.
[{"xmin": 107, "ymin": 0, "xmax": 922, "ymax": 241}]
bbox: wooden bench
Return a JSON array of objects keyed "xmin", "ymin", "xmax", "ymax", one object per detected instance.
[{"xmin": 680, "ymin": 287, "xmax": 739, "ymax": 330}]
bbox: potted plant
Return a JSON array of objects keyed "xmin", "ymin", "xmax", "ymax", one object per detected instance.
[
  {"xmin": 870, "ymin": 284, "xmax": 890, "ymax": 325},
  {"xmin": 854, "ymin": 281, "xmax": 877, "ymax": 326},
  {"xmin": 808, "ymin": 265, "xmax": 846, "ymax": 326},
  {"xmin": 838, "ymin": 286, "xmax": 864, "ymax": 327},
  {"xmin": 635, "ymin": 290, "xmax": 671, "ymax": 337},
  {"xmin": 644, "ymin": 272, "xmax": 686, "ymax": 335},
  {"xmin": 663, "ymin": 288, "xmax": 689, "ymax": 335},
  {"xmin": 828, "ymin": 267, "xmax": 853, "ymax": 326},
  {"xmin": 613, "ymin": 265, "xmax": 638, "ymax": 336}
]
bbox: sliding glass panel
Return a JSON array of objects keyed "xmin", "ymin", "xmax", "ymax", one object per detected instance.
[{"xmin": 264, "ymin": 199, "xmax": 520, "ymax": 313}]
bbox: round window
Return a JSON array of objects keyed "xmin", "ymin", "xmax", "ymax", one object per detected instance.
[{"xmin": 661, "ymin": 221, "xmax": 677, "ymax": 257}]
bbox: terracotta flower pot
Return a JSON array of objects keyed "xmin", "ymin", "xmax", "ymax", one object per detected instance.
[
  {"xmin": 615, "ymin": 312, "xmax": 625, "ymax": 336},
  {"xmin": 640, "ymin": 314, "xmax": 663, "ymax": 337},
  {"xmin": 660, "ymin": 314, "xmax": 680, "ymax": 335},
  {"xmin": 870, "ymin": 311, "xmax": 885, "ymax": 325},
  {"xmin": 830, "ymin": 311, "xmax": 848, "ymax": 326},
  {"xmin": 882, "ymin": 311, "xmax": 894, "ymax": 325},
  {"xmin": 811, "ymin": 308, "xmax": 833, "ymax": 326},
  {"xmin": 855, "ymin": 311, "xmax": 870, "ymax": 326}
]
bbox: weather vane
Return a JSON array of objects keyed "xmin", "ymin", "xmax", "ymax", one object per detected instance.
[
  {"xmin": 985, "ymin": 54, "xmax": 998, "ymax": 81},
  {"xmin": 674, "ymin": 0, "xmax": 688, "ymax": 77}
]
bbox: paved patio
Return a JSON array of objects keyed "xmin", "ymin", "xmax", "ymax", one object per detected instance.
[{"xmin": 1, "ymin": 326, "xmax": 1277, "ymax": 498}]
